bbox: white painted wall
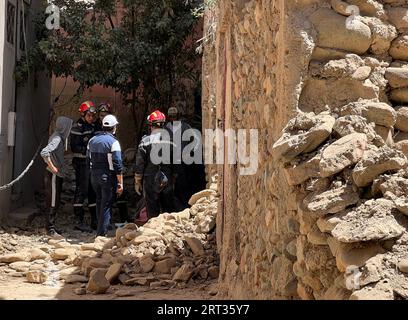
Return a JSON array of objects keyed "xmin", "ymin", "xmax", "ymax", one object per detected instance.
[{"xmin": 0, "ymin": 0, "xmax": 51, "ymax": 221}]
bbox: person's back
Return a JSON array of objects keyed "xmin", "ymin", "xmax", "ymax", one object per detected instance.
[
  {"xmin": 88, "ymin": 132, "xmax": 122, "ymax": 173},
  {"xmin": 87, "ymin": 115, "xmax": 123, "ymax": 236},
  {"xmin": 134, "ymin": 110, "xmax": 176, "ymax": 218},
  {"xmin": 136, "ymin": 128, "xmax": 174, "ymax": 178}
]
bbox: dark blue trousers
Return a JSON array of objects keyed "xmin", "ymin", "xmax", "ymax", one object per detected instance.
[{"xmin": 91, "ymin": 170, "xmax": 117, "ymax": 236}]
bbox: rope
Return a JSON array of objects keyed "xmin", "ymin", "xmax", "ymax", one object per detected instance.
[
  {"xmin": 0, "ymin": 133, "xmax": 47, "ymax": 192},
  {"xmin": 0, "ymin": 1, "xmax": 67, "ymax": 192}
]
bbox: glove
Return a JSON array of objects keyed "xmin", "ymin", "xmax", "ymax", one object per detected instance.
[{"xmin": 134, "ymin": 174, "xmax": 143, "ymax": 195}]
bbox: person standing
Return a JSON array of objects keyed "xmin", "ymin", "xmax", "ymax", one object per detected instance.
[
  {"xmin": 70, "ymin": 101, "xmax": 98, "ymax": 232},
  {"xmin": 95, "ymin": 102, "xmax": 129, "ymax": 223},
  {"xmin": 40, "ymin": 116, "xmax": 73, "ymax": 238},
  {"xmin": 165, "ymin": 106, "xmax": 200, "ymax": 209},
  {"xmin": 87, "ymin": 115, "xmax": 124, "ymax": 236},
  {"xmin": 134, "ymin": 110, "xmax": 176, "ymax": 218},
  {"xmin": 95, "ymin": 102, "xmax": 113, "ymax": 132}
]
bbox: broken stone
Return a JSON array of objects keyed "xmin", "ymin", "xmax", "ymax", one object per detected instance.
[
  {"xmin": 307, "ymin": 229, "xmax": 328, "ymax": 246},
  {"xmin": 390, "ymin": 35, "xmax": 408, "ymax": 61},
  {"xmin": 29, "ymin": 249, "xmax": 49, "ymax": 261},
  {"xmin": 323, "ymin": 285, "xmax": 350, "ymax": 300},
  {"xmin": 319, "ymin": 133, "xmax": 367, "ymax": 177},
  {"xmin": 284, "ymin": 153, "xmax": 320, "ymax": 186},
  {"xmin": 139, "ymin": 256, "xmax": 155, "ymax": 273},
  {"xmin": 374, "ymin": 125, "xmax": 393, "ymax": 147},
  {"xmin": 332, "ymin": 115, "xmax": 382, "ymax": 145},
  {"xmin": 317, "ymin": 212, "xmax": 347, "ymax": 233},
  {"xmin": 52, "ymin": 241, "xmax": 72, "ymax": 249},
  {"xmin": 359, "ymin": 254, "xmax": 384, "ymax": 286},
  {"xmin": 390, "ymin": 88, "xmax": 408, "ymax": 104},
  {"xmin": 335, "ymin": 243, "xmax": 385, "ymax": 272},
  {"xmin": 173, "ymin": 264, "xmax": 194, "ymax": 282},
  {"xmin": 208, "ymin": 266, "xmax": 219, "ymax": 279},
  {"xmin": 385, "ymin": 68, "xmax": 408, "ymax": 89},
  {"xmin": 332, "ymin": 199, "xmax": 405, "ymax": 243},
  {"xmin": 0, "ymin": 252, "xmax": 30, "ymax": 263},
  {"xmin": 118, "ymin": 273, "xmax": 131, "ymax": 285},
  {"xmin": 352, "ymin": 145, "xmax": 407, "ymax": 187},
  {"xmin": 302, "ymin": 184, "xmax": 359, "ymax": 216},
  {"xmin": 340, "ymin": 101, "xmax": 396, "ymax": 128},
  {"xmin": 115, "ymin": 289, "xmax": 136, "ymax": 297},
  {"xmin": 124, "ymin": 231, "xmax": 139, "ymax": 240},
  {"xmin": 65, "ymin": 275, "xmax": 88, "ymax": 284},
  {"xmin": 88, "ymin": 258, "xmax": 111, "ymax": 269},
  {"xmin": 350, "ymin": 282, "xmax": 394, "ymax": 300},
  {"xmin": 395, "ymin": 107, "xmax": 408, "ymax": 133},
  {"xmin": 26, "ymin": 271, "xmax": 47, "ymax": 284},
  {"xmin": 86, "ymin": 269, "xmax": 110, "ymax": 294},
  {"xmin": 74, "ymin": 287, "xmax": 86, "ymax": 295},
  {"xmin": 397, "ymin": 259, "xmax": 408, "ymax": 273},
  {"xmin": 310, "ymin": 8, "xmax": 371, "ymax": 54},
  {"xmin": 105, "ymin": 263, "xmax": 122, "ymax": 284},
  {"xmin": 153, "ymin": 257, "xmax": 177, "ymax": 274},
  {"xmin": 188, "ymin": 190, "xmax": 217, "ymax": 206},
  {"xmin": 9, "ymin": 261, "xmax": 31, "ymax": 272},
  {"xmin": 51, "ymin": 248, "xmax": 76, "ymax": 260},
  {"xmin": 185, "ymin": 237, "xmax": 205, "ymax": 256},
  {"xmin": 360, "ymin": 17, "xmax": 397, "ymax": 55},
  {"xmin": 272, "ymin": 113, "xmax": 335, "ymax": 162},
  {"xmin": 330, "ymin": 0, "xmax": 351, "ymax": 16},
  {"xmin": 80, "ymin": 243, "xmax": 104, "ymax": 252},
  {"xmin": 387, "ymin": 7, "xmax": 408, "ymax": 33}
]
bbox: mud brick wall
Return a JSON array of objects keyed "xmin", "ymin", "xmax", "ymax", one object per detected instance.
[{"xmin": 203, "ymin": 0, "xmax": 408, "ymax": 299}]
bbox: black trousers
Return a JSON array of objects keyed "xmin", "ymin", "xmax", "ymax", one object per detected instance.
[
  {"xmin": 44, "ymin": 170, "xmax": 63, "ymax": 232},
  {"xmin": 73, "ymin": 157, "xmax": 96, "ymax": 218},
  {"xmin": 91, "ymin": 170, "xmax": 116, "ymax": 236},
  {"xmin": 174, "ymin": 164, "xmax": 190, "ymax": 209},
  {"xmin": 143, "ymin": 173, "xmax": 176, "ymax": 218}
]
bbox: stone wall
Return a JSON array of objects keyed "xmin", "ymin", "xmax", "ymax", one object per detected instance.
[{"xmin": 203, "ymin": 0, "xmax": 408, "ymax": 299}]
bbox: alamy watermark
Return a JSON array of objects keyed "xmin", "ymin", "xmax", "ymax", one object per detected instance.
[
  {"xmin": 45, "ymin": 4, "xmax": 60, "ymax": 30},
  {"xmin": 149, "ymin": 122, "xmax": 259, "ymax": 176},
  {"xmin": 345, "ymin": 5, "xmax": 361, "ymax": 28}
]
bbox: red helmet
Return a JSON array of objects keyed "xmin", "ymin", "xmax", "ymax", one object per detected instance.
[
  {"xmin": 147, "ymin": 110, "xmax": 166, "ymax": 125},
  {"xmin": 98, "ymin": 102, "xmax": 112, "ymax": 113},
  {"xmin": 79, "ymin": 101, "xmax": 96, "ymax": 114}
]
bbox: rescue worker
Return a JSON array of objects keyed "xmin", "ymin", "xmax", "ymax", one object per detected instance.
[
  {"xmin": 96, "ymin": 102, "xmax": 129, "ymax": 223},
  {"xmin": 87, "ymin": 115, "xmax": 124, "ymax": 236},
  {"xmin": 134, "ymin": 110, "xmax": 176, "ymax": 218},
  {"xmin": 165, "ymin": 107, "xmax": 200, "ymax": 209},
  {"xmin": 40, "ymin": 116, "xmax": 73, "ymax": 238},
  {"xmin": 95, "ymin": 102, "xmax": 113, "ymax": 131},
  {"xmin": 70, "ymin": 101, "xmax": 97, "ymax": 232}
]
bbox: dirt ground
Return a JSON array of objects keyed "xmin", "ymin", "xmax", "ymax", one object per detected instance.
[
  {"xmin": 0, "ymin": 212, "xmax": 219, "ymax": 300},
  {"xmin": 0, "ymin": 276, "xmax": 216, "ymax": 300}
]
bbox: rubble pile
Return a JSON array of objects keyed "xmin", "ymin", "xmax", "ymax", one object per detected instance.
[{"xmin": 0, "ymin": 189, "xmax": 219, "ymax": 295}]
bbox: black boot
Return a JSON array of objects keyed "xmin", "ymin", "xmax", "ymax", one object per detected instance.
[
  {"xmin": 74, "ymin": 206, "xmax": 91, "ymax": 232},
  {"xmin": 118, "ymin": 201, "xmax": 129, "ymax": 223},
  {"xmin": 46, "ymin": 208, "xmax": 64, "ymax": 239},
  {"xmin": 89, "ymin": 206, "xmax": 97, "ymax": 231},
  {"xmin": 46, "ymin": 207, "xmax": 57, "ymax": 232}
]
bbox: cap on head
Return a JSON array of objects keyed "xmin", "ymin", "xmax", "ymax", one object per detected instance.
[
  {"xmin": 147, "ymin": 110, "xmax": 166, "ymax": 125},
  {"xmin": 102, "ymin": 114, "xmax": 119, "ymax": 128},
  {"xmin": 79, "ymin": 101, "xmax": 96, "ymax": 114},
  {"xmin": 167, "ymin": 107, "xmax": 178, "ymax": 116}
]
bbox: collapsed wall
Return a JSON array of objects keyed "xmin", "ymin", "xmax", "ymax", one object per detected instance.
[{"xmin": 203, "ymin": 0, "xmax": 408, "ymax": 299}]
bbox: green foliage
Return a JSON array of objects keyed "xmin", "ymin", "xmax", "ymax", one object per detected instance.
[{"xmin": 17, "ymin": 0, "xmax": 202, "ymax": 114}]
